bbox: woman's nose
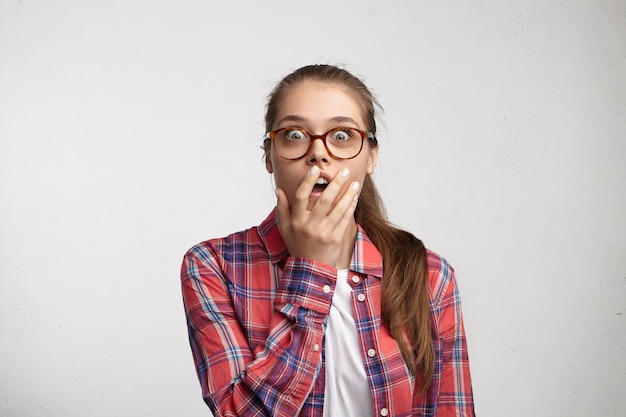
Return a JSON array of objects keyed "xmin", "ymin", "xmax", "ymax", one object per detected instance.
[{"xmin": 307, "ymin": 137, "xmax": 330, "ymax": 163}]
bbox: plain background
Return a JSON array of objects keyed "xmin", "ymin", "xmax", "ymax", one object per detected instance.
[{"xmin": 1, "ymin": 1, "xmax": 625, "ymax": 416}]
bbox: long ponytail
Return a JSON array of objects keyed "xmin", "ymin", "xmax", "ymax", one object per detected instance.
[{"xmin": 355, "ymin": 175, "xmax": 434, "ymax": 394}]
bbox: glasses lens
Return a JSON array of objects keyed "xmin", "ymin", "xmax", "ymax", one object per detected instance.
[
  {"xmin": 326, "ymin": 128, "xmax": 364, "ymax": 159},
  {"xmin": 274, "ymin": 128, "xmax": 365, "ymax": 159},
  {"xmin": 274, "ymin": 129, "xmax": 310, "ymax": 159}
]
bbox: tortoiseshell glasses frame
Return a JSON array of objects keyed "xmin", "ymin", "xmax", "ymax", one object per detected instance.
[{"xmin": 264, "ymin": 127, "xmax": 377, "ymax": 160}]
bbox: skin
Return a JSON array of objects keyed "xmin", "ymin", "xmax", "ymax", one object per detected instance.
[{"xmin": 265, "ymin": 80, "xmax": 378, "ymax": 269}]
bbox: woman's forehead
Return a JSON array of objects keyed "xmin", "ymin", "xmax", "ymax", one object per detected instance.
[{"xmin": 276, "ymin": 81, "xmax": 366, "ymax": 128}]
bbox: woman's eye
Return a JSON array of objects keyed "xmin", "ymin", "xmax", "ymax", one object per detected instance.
[
  {"xmin": 331, "ymin": 129, "xmax": 352, "ymax": 141},
  {"xmin": 285, "ymin": 130, "xmax": 306, "ymax": 141}
]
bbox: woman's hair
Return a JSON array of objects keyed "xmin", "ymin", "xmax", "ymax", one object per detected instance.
[{"xmin": 264, "ymin": 64, "xmax": 434, "ymax": 394}]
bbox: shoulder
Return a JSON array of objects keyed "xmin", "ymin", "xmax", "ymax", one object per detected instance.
[
  {"xmin": 425, "ymin": 249, "xmax": 457, "ymax": 308},
  {"xmin": 182, "ymin": 210, "xmax": 285, "ymax": 275},
  {"xmin": 183, "ymin": 225, "xmax": 264, "ymax": 269}
]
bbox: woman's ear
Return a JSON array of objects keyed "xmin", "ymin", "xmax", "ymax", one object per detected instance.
[
  {"xmin": 263, "ymin": 140, "xmax": 274, "ymax": 173},
  {"xmin": 366, "ymin": 146, "xmax": 379, "ymax": 175},
  {"xmin": 264, "ymin": 152, "xmax": 274, "ymax": 173}
]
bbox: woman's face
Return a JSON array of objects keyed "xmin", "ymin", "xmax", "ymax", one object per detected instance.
[{"xmin": 265, "ymin": 80, "xmax": 378, "ymax": 210}]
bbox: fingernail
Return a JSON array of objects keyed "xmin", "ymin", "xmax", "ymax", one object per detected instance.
[
  {"xmin": 351, "ymin": 181, "xmax": 360, "ymax": 190},
  {"xmin": 275, "ymin": 189, "xmax": 279, "ymax": 199},
  {"xmin": 341, "ymin": 168, "xmax": 350, "ymax": 178},
  {"xmin": 309, "ymin": 166, "xmax": 319, "ymax": 176}
]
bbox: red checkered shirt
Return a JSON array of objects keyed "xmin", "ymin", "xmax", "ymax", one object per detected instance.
[{"xmin": 181, "ymin": 210, "xmax": 475, "ymax": 416}]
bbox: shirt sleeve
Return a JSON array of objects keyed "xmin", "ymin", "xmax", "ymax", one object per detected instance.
[
  {"xmin": 181, "ymin": 245, "xmax": 336, "ymax": 417},
  {"xmin": 433, "ymin": 264, "xmax": 475, "ymax": 417}
]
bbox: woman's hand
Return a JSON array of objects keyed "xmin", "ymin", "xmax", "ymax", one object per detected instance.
[{"xmin": 275, "ymin": 166, "xmax": 360, "ymax": 268}]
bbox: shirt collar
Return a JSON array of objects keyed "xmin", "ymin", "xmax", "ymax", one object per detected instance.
[{"xmin": 258, "ymin": 209, "xmax": 383, "ymax": 278}]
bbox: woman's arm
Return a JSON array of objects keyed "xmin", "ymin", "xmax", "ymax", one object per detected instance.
[
  {"xmin": 181, "ymin": 244, "xmax": 335, "ymax": 417},
  {"xmin": 432, "ymin": 260, "xmax": 475, "ymax": 417}
]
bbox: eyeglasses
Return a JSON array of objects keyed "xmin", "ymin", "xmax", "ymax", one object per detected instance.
[{"xmin": 265, "ymin": 127, "xmax": 377, "ymax": 160}]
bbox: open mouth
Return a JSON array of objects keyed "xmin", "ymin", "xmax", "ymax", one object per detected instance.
[{"xmin": 313, "ymin": 177, "xmax": 329, "ymax": 191}]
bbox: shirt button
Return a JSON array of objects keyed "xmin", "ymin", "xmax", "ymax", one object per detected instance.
[
  {"xmin": 367, "ymin": 349, "xmax": 376, "ymax": 357},
  {"xmin": 313, "ymin": 344, "xmax": 320, "ymax": 352},
  {"xmin": 322, "ymin": 285, "xmax": 331, "ymax": 293},
  {"xmin": 351, "ymin": 275, "xmax": 360, "ymax": 283},
  {"xmin": 357, "ymin": 294, "xmax": 366, "ymax": 302},
  {"xmin": 380, "ymin": 408, "xmax": 389, "ymax": 416}
]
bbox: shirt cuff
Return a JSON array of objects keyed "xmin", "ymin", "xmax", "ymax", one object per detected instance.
[{"xmin": 274, "ymin": 257, "xmax": 336, "ymax": 316}]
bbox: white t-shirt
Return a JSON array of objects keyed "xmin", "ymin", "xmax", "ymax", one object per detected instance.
[{"xmin": 323, "ymin": 269, "xmax": 373, "ymax": 417}]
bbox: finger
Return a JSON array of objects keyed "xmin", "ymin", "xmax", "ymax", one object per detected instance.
[
  {"xmin": 292, "ymin": 165, "xmax": 321, "ymax": 217},
  {"xmin": 325, "ymin": 180, "xmax": 360, "ymax": 227},
  {"xmin": 309, "ymin": 167, "xmax": 351, "ymax": 217},
  {"xmin": 332, "ymin": 185, "xmax": 360, "ymax": 236}
]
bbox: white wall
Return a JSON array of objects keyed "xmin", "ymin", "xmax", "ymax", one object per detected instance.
[{"xmin": 1, "ymin": 1, "xmax": 624, "ymax": 416}]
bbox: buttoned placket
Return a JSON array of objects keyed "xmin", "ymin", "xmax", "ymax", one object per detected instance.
[{"xmin": 350, "ymin": 273, "xmax": 390, "ymax": 416}]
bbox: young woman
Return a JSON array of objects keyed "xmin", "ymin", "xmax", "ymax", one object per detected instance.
[{"xmin": 181, "ymin": 64, "xmax": 475, "ymax": 416}]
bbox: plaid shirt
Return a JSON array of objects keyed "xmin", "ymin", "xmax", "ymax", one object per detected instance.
[{"xmin": 181, "ymin": 210, "xmax": 475, "ymax": 417}]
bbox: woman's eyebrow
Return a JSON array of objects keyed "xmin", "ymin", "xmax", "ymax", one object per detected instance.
[
  {"xmin": 276, "ymin": 114, "xmax": 307, "ymax": 126},
  {"xmin": 328, "ymin": 116, "xmax": 360, "ymax": 126}
]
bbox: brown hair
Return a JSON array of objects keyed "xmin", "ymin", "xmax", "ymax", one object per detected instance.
[{"xmin": 264, "ymin": 64, "xmax": 434, "ymax": 394}]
